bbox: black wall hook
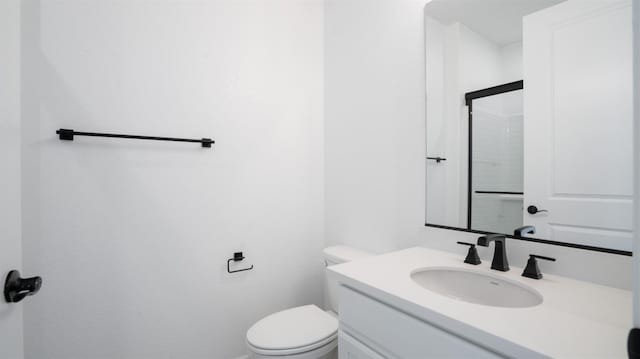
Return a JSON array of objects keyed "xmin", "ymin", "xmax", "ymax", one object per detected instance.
[
  {"xmin": 227, "ymin": 252, "xmax": 253, "ymax": 274},
  {"xmin": 4, "ymin": 270, "xmax": 42, "ymax": 303}
]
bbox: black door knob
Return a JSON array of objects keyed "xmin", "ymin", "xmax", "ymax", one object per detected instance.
[
  {"xmin": 527, "ymin": 205, "xmax": 548, "ymax": 215},
  {"xmin": 4, "ymin": 270, "xmax": 42, "ymax": 303}
]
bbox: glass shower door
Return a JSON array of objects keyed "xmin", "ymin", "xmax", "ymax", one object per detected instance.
[{"xmin": 469, "ymin": 87, "xmax": 524, "ymax": 234}]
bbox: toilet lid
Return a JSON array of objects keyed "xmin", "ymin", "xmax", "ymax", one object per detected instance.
[{"xmin": 246, "ymin": 305, "xmax": 338, "ymax": 353}]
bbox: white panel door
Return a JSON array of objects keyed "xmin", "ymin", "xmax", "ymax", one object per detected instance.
[
  {"xmin": 0, "ymin": 0, "xmax": 24, "ymax": 357},
  {"xmin": 523, "ymin": 0, "xmax": 633, "ymax": 251}
]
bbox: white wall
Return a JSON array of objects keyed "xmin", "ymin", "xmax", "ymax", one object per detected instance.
[
  {"xmin": 325, "ymin": 0, "xmax": 429, "ymax": 253},
  {"xmin": 20, "ymin": 1, "xmax": 324, "ymax": 358},
  {"xmin": 0, "ymin": 1, "xmax": 24, "ymax": 358},
  {"xmin": 454, "ymin": 23, "xmax": 506, "ymax": 225},
  {"xmin": 442, "ymin": 21, "xmax": 464, "ymax": 227},
  {"xmin": 425, "ymin": 16, "xmax": 447, "ymax": 225},
  {"xmin": 426, "ymin": 17, "xmax": 524, "ymax": 229},
  {"xmin": 500, "ymin": 42, "xmax": 523, "ymax": 83},
  {"xmin": 325, "ymin": 0, "xmax": 632, "ymax": 290},
  {"xmin": 458, "ymin": 23, "xmax": 504, "ymax": 92}
]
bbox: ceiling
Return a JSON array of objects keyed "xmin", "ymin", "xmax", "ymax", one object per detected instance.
[{"xmin": 425, "ymin": 0, "xmax": 567, "ymax": 46}]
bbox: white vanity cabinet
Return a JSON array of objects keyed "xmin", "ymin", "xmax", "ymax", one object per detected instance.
[
  {"xmin": 338, "ymin": 285, "xmax": 504, "ymax": 359},
  {"xmin": 330, "ymin": 248, "xmax": 631, "ymax": 358},
  {"xmin": 339, "ymin": 331, "xmax": 385, "ymax": 359}
]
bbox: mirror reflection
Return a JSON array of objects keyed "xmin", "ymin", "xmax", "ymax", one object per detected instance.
[
  {"xmin": 424, "ymin": 0, "xmax": 633, "ymax": 251},
  {"xmin": 468, "ymin": 83, "xmax": 523, "ymax": 234}
]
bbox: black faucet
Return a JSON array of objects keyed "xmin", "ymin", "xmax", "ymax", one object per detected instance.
[
  {"xmin": 514, "ymin": 225, "xmax": 535, "ymax": 237},
  {"xmin": 477, "ymin": 234, "xmax": 509, "ymax": 271}
]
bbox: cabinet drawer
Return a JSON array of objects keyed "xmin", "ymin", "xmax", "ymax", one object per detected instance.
[
  {"xmin": 339, "ymin": 330, "xmax": 385, "ymax": 359},
  {"xmin": 339, "ymin": 286, "xmax": 503, "ymax": 358}
]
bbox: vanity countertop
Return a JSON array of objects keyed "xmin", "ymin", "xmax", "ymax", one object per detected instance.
[{"xmin": 328, "ymin": 247, "xmax": 631, "ymax": 359}]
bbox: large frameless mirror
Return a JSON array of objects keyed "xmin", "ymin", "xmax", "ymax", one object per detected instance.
[{"xmin": 424, "ymin": 0, "xmax": 633, "ymax": 254}]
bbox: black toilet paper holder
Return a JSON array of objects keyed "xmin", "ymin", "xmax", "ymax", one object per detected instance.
[{"xmin": 227, "ymin": 252, "xmax": 254, "ymax": 274}]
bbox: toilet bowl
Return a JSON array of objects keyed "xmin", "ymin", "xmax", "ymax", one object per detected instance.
[
  {"xmin": 246, "ymin": 246, "xmax": 372, "ymax": 359},
  {"xmin": 246, "ymin": 305, "xmax": 338, "ymax": 359}
]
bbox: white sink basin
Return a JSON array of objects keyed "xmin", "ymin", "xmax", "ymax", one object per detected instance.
[{"xmin": 410, "ymin": 267, "xmax": 543, "ymax": 308}]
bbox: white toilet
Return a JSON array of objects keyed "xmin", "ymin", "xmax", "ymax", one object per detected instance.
[{"xmin": 246, "ymin": 246, "xmax": 372, "ymax": 359}]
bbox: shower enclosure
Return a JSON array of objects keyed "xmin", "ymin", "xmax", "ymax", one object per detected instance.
[{"xmin": 466, "ymin": 81, "xmax": 524, "ymax": 234}]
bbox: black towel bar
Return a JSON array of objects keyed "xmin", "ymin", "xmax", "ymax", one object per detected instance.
[
  {"xmin": 475, "ymin": 191, "xmax": 523, "ymax": 195},
  {"xmin": 56, "ymin": 128, "xmax": 214, "ymax": 148}
]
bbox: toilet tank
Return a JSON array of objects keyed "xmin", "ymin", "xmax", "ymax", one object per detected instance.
[{"xmin": 323, "ymin": 246, "xmax": 373, "ymax": 313}]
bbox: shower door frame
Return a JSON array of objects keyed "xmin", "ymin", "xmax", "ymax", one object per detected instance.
[{"xmin": 464, "ymin": 80, "xmax": 524, "ymax": 230}]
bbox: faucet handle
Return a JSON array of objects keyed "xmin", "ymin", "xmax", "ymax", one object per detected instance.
[
  {"xmin": 530, "ymin": 254, "xmax": 555, "ymax": 262},
  {"xmin": 522, "ymin": 254, "xmax": 556, "ymax": 280},
  {"xmin": 456, "ymin": 242, "xmax": 481, "ymax": 265}
]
